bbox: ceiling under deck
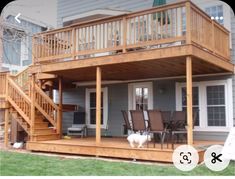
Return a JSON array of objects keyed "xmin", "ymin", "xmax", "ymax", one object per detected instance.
[{"xmin": 50, "ymin": 56, "xmax": 230, "ymax": 83}]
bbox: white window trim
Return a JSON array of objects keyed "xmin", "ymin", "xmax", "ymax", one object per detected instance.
[
  {"xmin": 85, "ymin": 87, "xmax": 108, "ymax": 129},
  {"xmin": 128, "ymin": 82, "xmax": 153, "ymax": 111},
  {"xmin": 176, "ymin": 79, "xmax": 233, "ymax": 132}
]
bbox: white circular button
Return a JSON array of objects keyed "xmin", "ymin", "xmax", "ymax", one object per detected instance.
[
  {"xmin": 204, "ymin": 145, "xmax": 230, "ymax": 171},
  {"xmin": 172, "ymin": 145, "xmax": 199, "ymax": 171}
]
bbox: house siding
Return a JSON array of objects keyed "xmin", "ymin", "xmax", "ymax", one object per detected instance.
[
  {"xmin": 55, "ymin": 76, "xmax": 232, "ymax": 140},
  {"xmin": 57, "ymin": 0, "xmax": 154, "ymax": 27}
]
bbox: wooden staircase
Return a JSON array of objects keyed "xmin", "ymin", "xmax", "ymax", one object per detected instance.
[
  {"xmin": 32, "ymin": 113, "xmax": 59, "ymax": 141},
  {"xmin": 0, "ymin": 69, "xmax": 61, "ymax": 142}
]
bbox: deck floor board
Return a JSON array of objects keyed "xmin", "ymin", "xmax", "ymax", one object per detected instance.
[{"xmin": 26, "ymin": 137, "xmax": 223, "ymax": 162}]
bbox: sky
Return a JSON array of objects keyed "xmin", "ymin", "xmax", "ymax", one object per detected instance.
[{"xmin": 1, "ymin": 0, "xmax": 57, "ymax": 27}]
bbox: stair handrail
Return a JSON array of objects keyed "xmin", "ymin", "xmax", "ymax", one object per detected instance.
[
  {"xmin": 7, "ymin": 77, "xmax": 31, "ymax": 125},
  {"xmin": 11, "ymin": 67, "xmax": 30, "ymax": 92},
  {"xmin": 34, "ymin": 84, "xmax": 60, "ymax": 133}
]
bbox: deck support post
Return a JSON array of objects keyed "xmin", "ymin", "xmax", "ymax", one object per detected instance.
[
  {"xmin": 186, "ymin": 56, "xmax": 193, "ymax": 145},
  {"xmin": 96, "ymin": 67, "xmax": 102, "ymax": 145},
  {"xmin": 4, "ymin": 108, "xmax": 9, "ymax": 147},
  {"xmin": 58, "ymin": 77, "xmax": 63, "ymax": 138},
  {"xmin": 30, "ymin": 74, "xmax": 36, "ymax": 141}
]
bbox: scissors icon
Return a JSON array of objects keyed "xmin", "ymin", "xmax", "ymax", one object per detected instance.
[{"xmin": 211, "ymin": 152, "xmax": 222, "ymax": 164}]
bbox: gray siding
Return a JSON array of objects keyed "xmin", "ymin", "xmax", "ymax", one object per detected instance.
[
  {"xmin": 57, "ymin": 0, "xmax": 154, "ymax": 27},
  {"xmin": 194, "ymin": 131, "xmax": 228, "ymax": 141},
  {"xmin": 154, "ymin": 80, "xmax": 176, "ymax": 111},
  {"xmin": 55, "ymin": 87, "xmax": 86, "ymax": 134}
]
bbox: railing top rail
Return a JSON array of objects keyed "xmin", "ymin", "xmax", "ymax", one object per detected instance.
[
  {"xmin": 33, "ymin": 0, "xmax": 189, "ymax": 37},
  {"xmin": 10, "ymin": 66, "xmax": 29, "ymax": 78},
  {"xmin": 0, "ymin": 71, "xmax": 9, "ymax": 74},
  {"xmin": 35, "ymin": 84, "xmax": 59, "ymax": 110},
  {"xmin": 7, "ymin": 77, "xmax": 31, "ymax": 103}
]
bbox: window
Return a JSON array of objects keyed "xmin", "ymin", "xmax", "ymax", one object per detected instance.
[
  {"xmin": 176, "ymin": 79, "xmax": 233, "ymax": 131},
  {"xmin": 86, "ymin": 88, "xmax": 108, "ymax": 128},
  {"xmin": 205, "ymin": 5, "xmax": 224, "ymax": 25},
  {"xmin": 181, "ymin": 87, "xmax": 199, "ymax": 126},
  {"xmin": 135, "ymin": 87, "xmax": 149, "ymax": 111},
  {"xmin": 89, "ymin": 92, "xmax": 104, "ymax": 125},
  {"xmin": 128, "ymin": 82, "xmax": 153, "ymax": 122},
  {"xmin": 207, "ymin": 85, "xmax": 226, "ymax": 126}
]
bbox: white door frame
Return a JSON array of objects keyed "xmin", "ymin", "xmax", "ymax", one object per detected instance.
[{"xmin": 85, "ymin": 87, "xmax": 108, "ymax": 129}]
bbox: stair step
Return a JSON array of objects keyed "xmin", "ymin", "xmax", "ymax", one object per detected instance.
[
  {"xmin": 35, "ymin": 118, "xmax": 45, "ymax": 123},
  {"xmin": 33, "ymin": 133, "xmax": 60, "ymax": 141},
  {"xmin": 34, "ymin": 128, "xmax": 55, "ymax": 134},
  {"xmin": 35, "ymin": 122, "xmax": 49, "ymax": 128}
]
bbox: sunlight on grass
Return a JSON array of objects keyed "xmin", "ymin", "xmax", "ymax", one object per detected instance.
[{"xmin": 0, "ymin": 151, "xmax": 234, "ymax": 176}]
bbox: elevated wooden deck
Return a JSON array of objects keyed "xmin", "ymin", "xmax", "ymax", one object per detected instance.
[
  {"xmin": 30, "ymin": 0, "xmax": 233, "ymax": 81},
  {"xmin": 26, "ymin": 137, "xmax": 222, "ymax": 163}
]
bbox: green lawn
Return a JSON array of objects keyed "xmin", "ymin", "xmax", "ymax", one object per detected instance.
[{"xmin": 0, "ymin": 150, "xmax": 234, "ymax": 176}]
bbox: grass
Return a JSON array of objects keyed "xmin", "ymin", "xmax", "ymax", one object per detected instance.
[{"xmin": 0, "ymin": 150, "xmax": 234, "ymax": 176}]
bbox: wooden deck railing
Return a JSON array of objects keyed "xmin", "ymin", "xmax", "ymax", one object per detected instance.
[
  {"xmin": 34, "ymin": 84, "xmax": 60, "ymax": 134},
  {"xmin": 11, "ymin": 67, "xmax": 30, "ymax": 93},
  {"xmin": 31, "ymin": 1, "xmax": 229, "ymax": 64},
  {"xmin": 7, "ymin": 77, "xmax": 31, "ymax": 125},
  {"xmin": 190, "ymin": 3, "xmax": 230, "ymax": 59}
]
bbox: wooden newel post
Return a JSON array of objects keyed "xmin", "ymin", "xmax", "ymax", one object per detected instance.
[
  {"xmin": 4, "ymin": 73, "xmax": 9, "ymax": 147},
  {"xmin": 186, "ymin": 1, "xmax": 191, "ymax": 44},
  {"xmin": 4, "ymin": 108, "xmax": 9, "ymax": 148},
  {"xmin": 123, "ymin": 17, "xmax": 127, "ymax": 53},
  {"xmin": 72, "ymin": 28, "xmax": 76, "ymax": 60},
  {"xmin": 30, "ymin": 74, "xmax": 36, "ymax": 141},
  {"xmin": 186, "ymin": 56, "xmax": 193, "ymax": 145},
  {"xmin": 96, "ymin": 67, "xmax": 102, "ymax": 145},
  {"xmin": 58, "ymin": 77, "xmax": 63, "ymax": 138}
]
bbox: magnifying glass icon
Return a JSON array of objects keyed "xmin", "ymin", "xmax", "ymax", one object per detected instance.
[{"xmin": 183, "ymin": 155, "xmax": 189, "ymax": 161}]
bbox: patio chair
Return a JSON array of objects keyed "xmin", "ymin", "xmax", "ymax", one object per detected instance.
[
  {"xmin": 170, "ymin": 111, "xmax": 187, "ymax": 149},
  {"xmin": 171, "ymin": 110, "xmax": 198, "ymax": 149},
  {"xmin": 147, "ymin": 110, "xmax": 169, "ymax": 149},
  {"xmin": 67, "ymin": 111, "xmax": 87, "ymax": 137},
  {"xmin": 121, "ymin": 110, "xmax": 133, "ymax": 134},
  {"xmin": 161, "ymin": 111, "xmax": 172, "ymax": 129},
  {"xmin": 130, "ymin": 110, "xmax": 148, "ymax": 133}
]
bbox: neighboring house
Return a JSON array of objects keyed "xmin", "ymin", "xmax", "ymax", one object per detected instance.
[
  {"xmin": 55, "ymin": 0, "xmax": 235, "ymax": 140},
  {"xmin": 2, "ymin": 15, "xmax": 48, "ymax": 73}
]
